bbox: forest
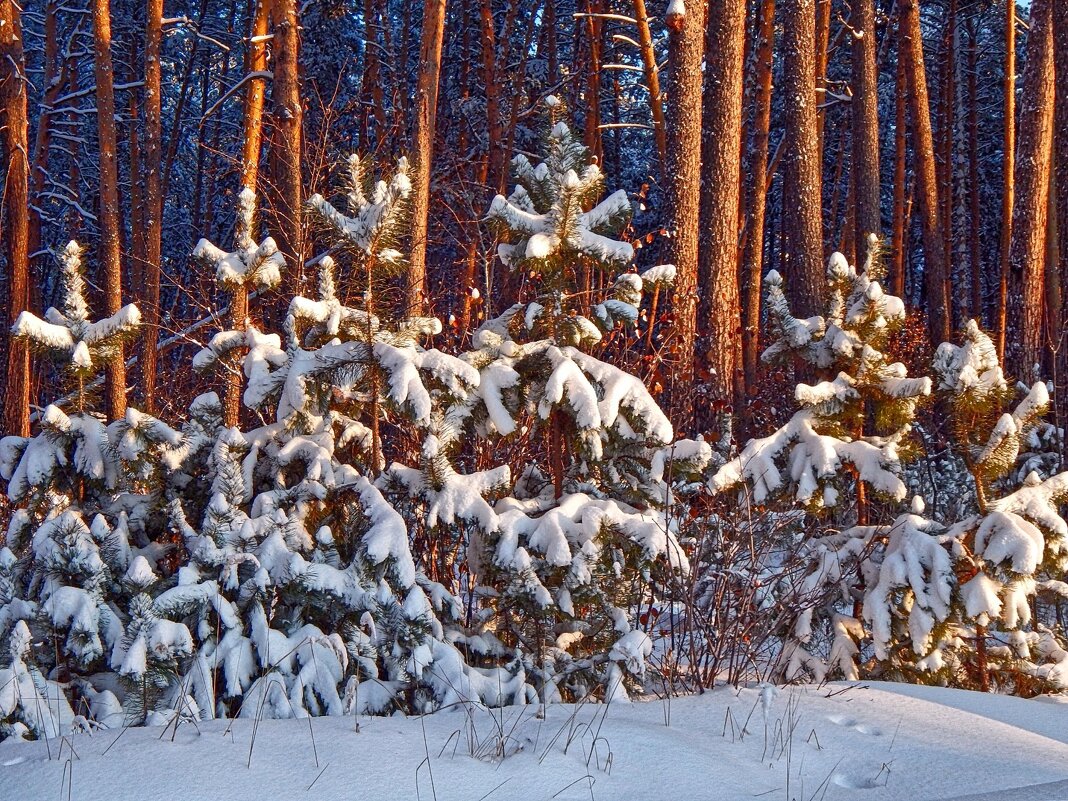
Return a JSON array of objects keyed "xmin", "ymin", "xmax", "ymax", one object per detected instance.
[{"xmin": 2, "ymin": 0, "xmax": 1068, "ymax": 742}]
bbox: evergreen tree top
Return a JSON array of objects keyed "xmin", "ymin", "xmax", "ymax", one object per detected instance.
[{"xmin": 11, "ymin": 241, "xmax": 141, "ymax": 394}]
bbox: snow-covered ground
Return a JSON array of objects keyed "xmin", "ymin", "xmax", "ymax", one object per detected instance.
[{"xmin": 3, "ymin": 683, "xmax": 1067, "ymax": 801}]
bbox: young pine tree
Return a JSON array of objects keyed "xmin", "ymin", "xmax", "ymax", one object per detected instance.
[{"xmin": 451, "ymin": 101, "xmax": 709, "ymax": 702}]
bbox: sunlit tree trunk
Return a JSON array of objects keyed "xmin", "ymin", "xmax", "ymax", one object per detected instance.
[
  {"xmin": 1, "ymin": 0, "xmax": 29, "ymax": 436},
  {"xmin": 269, "ymin": 0, "xmax": 304, "ymax": 295},
  {"xmin": 664, "ymin": 0, "xmax": 706, "ymax": 431},
  {"xmin": 92, "ymin": 0, "xmax": 128, "ymax": 420},
  {"xmin": 899, "ymin": 0, "xmax": 948, "ymax": 346},
  {"xmin": 997, "ymin": 0, "xmax": 1016, "ymax": 360},
  {"xmin": 409, "ymin": 0, "xmax": 447, "ymax": 317},
  {"xmin": 851, "ymin": 0, "xmax": 880, "ymax": 252},
  {"xmin": 1006, "ymin": 0, "xmax": 1054, "ymax": 380},
  {"xmin": 698, "ymin": 0, "xmax": 746, "ymax": 439},
  {"xmin": 781, "ymin": 0, "xmax": 824, "ymax": 317},
  {"xmin": 633, "ymin": 0, "xmax": 667, "ymax": 170},
  {"xmin": 139, "ymin": 0, "xmax": 163, "ymax": 413}
]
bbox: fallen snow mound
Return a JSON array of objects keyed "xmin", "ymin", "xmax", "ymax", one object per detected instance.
[{"xmin": 2, "ymin": 684, "xmax": 1068, "ymax": 800}]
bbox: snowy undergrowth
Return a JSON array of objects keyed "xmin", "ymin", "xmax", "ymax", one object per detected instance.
[{"xmin": 5, "ymin": 100, "xmax": 1068, "ymax": 754}]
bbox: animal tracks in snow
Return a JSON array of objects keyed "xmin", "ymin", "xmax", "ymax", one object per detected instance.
[
  {"xmin": 832, "ymin": 770, "xmax": 889, "ymax": 790},
  {"xmin": 826, "ymin": 714, "xmax": 883, "ymax": 736}
]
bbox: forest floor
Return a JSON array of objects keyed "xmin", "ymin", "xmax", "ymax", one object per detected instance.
[{"xmin": 2, "ymin": 681, "xmax": 1068, "ymax": 801}]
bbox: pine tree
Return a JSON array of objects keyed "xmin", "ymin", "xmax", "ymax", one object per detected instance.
[
  {"xmin": 932, "ymin": 321, "xmax": 1068, "ymax": 691},
  {"xmin": 181, "ymin": 176, "xmax": 506, "ymax": 717},
  {"xmin": 711, "ymin": 242, "xmax": 934, "ymax": 682},
  {"xmin": 713, "ymin": 241, "xmax": 931, "ymax": 512},
  {"xmin": 460, "ymin": 105, "xmax": 709, "ymax": 701},
  {"xmin": 0, "ymin": 620, "xmax": 74, "ymax": 740},
  {"xmin": 0, "ymin": 243, "xmax": 143, "ymax": 698},
  {"xmin": 11, "ymin": 241, "xmax": 140, "ymax": 411}
]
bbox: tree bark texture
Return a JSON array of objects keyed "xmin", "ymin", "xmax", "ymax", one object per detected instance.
[
  {"xmin": 92, "ymin": 0, "xmax": 128, "ymax": 421},
  {"xmin": 741, "ymin": 0, "xmax": 775, "ymax": 396},
  {"xmin": 1006, "ymin": 0, "xmax": 1055, "ymax": 380},
  {"xmin": 698, "ymin": 0, "xmax": 746, "ymax": 438},
  {"xmin": 408, "ymin": 0, "xmax": 448, "ymax": 317},
  {"xmin": 1, "ymin": 0, "xmax": 29, "ymax": 436},
  {"xmin": 851, "ymin": 0, "xmax": 881, "ymax": 251},
  {"xmin": 781, "ymin": 0, "xmax": 824, "ymax": 318},
  {"xmin": 664, "ymin": 0, "xmax": 706, "ymax": 432},
  {"xmin": 899, "ymin": 0, "xmax": 949, "ymax": 347}
]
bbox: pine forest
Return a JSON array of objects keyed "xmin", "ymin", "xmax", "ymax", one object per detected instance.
[{"xmin": 3, "ymin": 0, "xmax": 1068, "ymax": 785}]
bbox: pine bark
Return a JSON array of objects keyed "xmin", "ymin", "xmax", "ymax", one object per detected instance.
[
  {"xmin": 139, "ymin": 0, "xmax": 163, "ymax": 413},
  {"xmin": 781, "ymin": 0, "xmax": 824, "ymax": 317},
  {"xmin": 1, "ymin": 0, "xmax": 29, "ymax": 436},
  {"xmin": 241, "ymin": 0, "xmax": 269, "ymax": 192},
  {"xmin": 581, "ymin": 0, "xmax": 604, "ymax": 165},
  {"xmin": 481, "ymin": 0, "xmax": 504, "ymax": 193},
  {"xmin": 891, "ymin": 33, "xmax": 908, "ymax": 301},
  {"xmin": 1057, "ymin": 0, "xmax": 1068, "ymax": 429},
  {"xmin": 28, "ymin": 0, "xmax": 63, "ymax": 292},
  {"xmin": 741, "ymin": 0, "xmax": 775, "ymax": 396},
  {"xmin": 966, "ymin": 15, "xmax": 982, "ymax": 322},
  {"xmin": 938, "ymin": 0, "xmax": 958, "ymax": 323},
  {"xmin": 698, "ymin": 0, "xmax": 746, "ymax": 438},
  {"xmin": 997, "ymin": 0, "xmax": 1016, "ymax": 360},
  {"xmin": 814, "ymin": 0, "xmax": 831, "ymax": 151},
  {"xmin": 664, "ymin": 0, "xmax": 706, "ymax": 431},
  {"xmin": 219, "ymin": 0, "xmax": 270, "ymax": 428},
  {"xmin": 92, "ymin": 0, "xmax": 128, "ymax": 421},
  {"xmin": 899, "ymin": 0, "xmax": 949, "ymax": 346},
  {"xmin": 359, "ymin": 0, "xmax": 386, "ymax": 146},
  {"xmin": 408, "ymin": 0, "xmax": 448, "ymax": 317},
  {"xmin": 851, "ymin": 0, "xmax": 880, "ymax": 251},
  {"xmin": 1006, "ymin": 0, "xmax": 1055, "ymax": 380},
  {"xmin": 269, "ymin": 0, "xmax": 304, "ymax": 295},
  {"xmin": 633, "ymin": 0, "xmax": 667, "ymax": 170}
]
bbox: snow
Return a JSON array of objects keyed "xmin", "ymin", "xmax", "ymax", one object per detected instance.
[
  {"xmin": 639, "ymin": 263, "xmax": 676, "ymax": 286},
  {"xmin": 124, "ymin": 555, "xmax": 158, "ymax": 587},
  {"xmin": 5, "ymin": 683, "xmax": 1068, "ymax": 800}
]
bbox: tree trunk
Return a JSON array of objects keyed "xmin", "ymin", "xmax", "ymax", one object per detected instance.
[
  {"xmin": 242, "ymin": 0, "xmax": 270, "ymax": 192},
  {"xmin": 218, "ymin": 0, "xmax": 271, "ymax": 429},
  {"xmin": 966, "ymin": 15, "xmax": 982, "ymax": 322},
  {"xmin": 633, "ymin": 0, "xmax": 667, "ymax": 171},
  {"xmin": 92, "ymin": 0, "xmax": 127, "ymax": 421},
  {"xmin": 581, "ymin": 0, "xmax": 604, "ymax": 164},
  {"xmin": 741, "ymin": 0, "xmax": 775, "ymax": 397},
  {"xmin": 359, "ymin": 0, "xmax": 386, "ymax": 146},
  {"xmin": 1006, "ymin": 0, "xmax": 1055, "ymax": 380},
  {"xmin": 938, "ymin": 0, "xmax": 957, "ymax": 325},
  {"xmin": 139, "ymin": 0, "xmax": 163, "ymax": 413},
  {"xmin": 1057, "ymin": 0, "xmax": 1068, "ymax": 434},
  {"xmin": 408, "ymin": 0, "xmax": 447, "ymax": 317},
  {"xmin": 899, "ymin": 0, "xmax": 948, "ymax": 347},
  {"xmin": 664, "ymin": 0, "xmax": 706, "ymax": 432},
  {"xmin": 851, "ymin": 0, "xmax": 880, "ymax": 252},
  {"xmin": 891, "ymin": 17, "xmax": 907, "ymax": 301},
  {"xmin": 481, "ymin": 0, "xmax": 504, "ymax": 194},
  {"xmin": 781, "ymin": 0, "xmax": 824, "ymax": 317},
  {"xmin": 997, "ymin": 0, "xmax": 1016, "ymax": 360},
  {"xmin": 269, "ymin": 0, "xmax": 304, "ymax": 296},
  {"xmin": 28, "ymin": 0, "xmax": 63, "ymax": 296},
  {"xmin": 814, "ymin": 0, "xmax": 831, "ymax": 151},
  {"xmin": 698, "ymin": 0, "xmax": 746, "ymax": 441},
  {"xmin": 1, "ymin": 0, "xmax": 29, "ymax": 436}
]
